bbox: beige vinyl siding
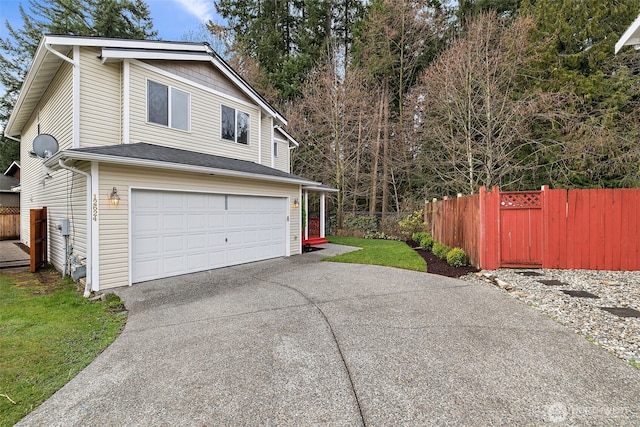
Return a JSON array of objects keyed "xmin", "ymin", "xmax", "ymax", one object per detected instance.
[
  {"xmin": 79, "ymin": 47, "xmax": 122, "ymax": 147},
  {"xmin": 144, "ymin": 60, "xmax": 251, "ymax": 103},
  {"xmin": 128, "ymin": 62, "xmax": 261, "ymax": 162},
  {"xmin": 274, "ymin": 138, "xmax": 289, "ymax": 172},
  {"xmin": 20, "ymin": 59, "xmax": 84, "ymax": 273},
  {"xmin": 97, "ymin": 163, "xmax": 301, "ymax": 290},
  {"xmin": 261, "ymin": 115, "xmax": 272, "ymax": 167}
]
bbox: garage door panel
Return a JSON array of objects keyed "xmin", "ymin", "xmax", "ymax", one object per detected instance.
[
  {"xmin": 187, "ymin": 253, "xmax": 207, "ymax": 270},
  {"xmin": 132, "ymin": 190, "xmax": 287, "ymax": 283},
  {"xmin": 163, "ymin": 214, "xmax": 185, "ymax": 230},
  {"xmin": 162, "ymin": 235, "xmax": 185, "ymax": 254},
  {"xmin": 186, "ymin": 233, "xmax": 206, "ymax": 250},
  {"xmin": 163, "ymin": 255, "xmax": 188, "ymax": 274},
  {"xmin": 208, "ymin": 213, "xmax": 226, "ymax": 228},
  {"xmin": 133, "ymin": 214, "xmax": 159, "ymax": 233},
  {"xmin": 187, "ymin": 194, "xmax": 207, "ymax": 209},
  {"xmin": 187, "ymin": 213, "xmax": 207, "ymax": 230}
]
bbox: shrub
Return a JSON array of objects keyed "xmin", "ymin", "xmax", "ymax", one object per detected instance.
[
  {"xmin": 343, "ymin": 214, "xmax": 378, "ymax": 235},
  {"xmin": 432, "ymin": 242, "xmax": 451, "ymax": 260},
  {"xmin": 412, "ymin": 231, "xmax": 434, "ymax": 250},
  {"xmin": 446, "ymin": 247, "xmax": 468, "ymax": 267},
  {"xmin": 412, "ymin": 231, "xmax": 428, "ymax": 243},
  {"xmin": 398, "ymin": 210, "xmax": 425, "ymax": 239}
]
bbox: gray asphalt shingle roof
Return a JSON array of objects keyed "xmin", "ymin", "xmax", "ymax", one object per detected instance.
[{"xmin": 70, "ymin": 142, "xmax": 316, "ymax": 184}]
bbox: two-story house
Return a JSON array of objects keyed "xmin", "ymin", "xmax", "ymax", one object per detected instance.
[{"xmin": 4, "ymin": 35, "xmax": 332, "ymax": 294}]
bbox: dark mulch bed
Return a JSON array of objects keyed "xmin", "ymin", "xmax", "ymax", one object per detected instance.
[{"xmin": 406, "ymin": 240, "xmax": 480, "ymax": 278}]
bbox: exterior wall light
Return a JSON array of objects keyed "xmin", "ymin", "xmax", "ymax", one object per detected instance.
[
  {"xmin": 109, "ymin": 187, "xmax": 120, "ymax": 207},
  {"xmin": 292, "ymin": 198, "xmax": 299, "ymax": 208}
]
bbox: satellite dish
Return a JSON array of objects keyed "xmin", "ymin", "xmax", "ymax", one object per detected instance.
[{"xmin": 32, "ymin": 134, "xmax": 59, "ymax": 159}]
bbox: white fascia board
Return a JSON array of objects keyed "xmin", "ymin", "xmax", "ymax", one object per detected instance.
[
  {"xmin": 44, "ymin": 151, "xmax": 319, "ymax": 186},
  {"xmin": 4, "ymin": 37, "xmax": 53, "ymax": 137},
  {"xmin": 302, "ymin": 184, "xmax": 339, "ymax": 193},
  {"xmin": 207, "ymin": 53, "xmax": 288, "ymax": 126},
  {"xmin": 274, "ymin": 125, "xmax": 300, "ymax": 147},
  {"xmin": 44, "ymin": 35, "xmax": 207, "ymax": 53},
  {"xmin": 616, "ymin": 14, "xmax": 640, "ymax": 53},
  {"xmin": 101, "ymin": 48, "xmax": 211, "ymax": 63},
  {"xmin": 4, "ymin": 161, "xmax": 20, "ymax": 176}
]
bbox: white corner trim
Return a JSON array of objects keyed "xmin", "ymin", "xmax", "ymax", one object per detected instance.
[
  {"xmin": 73, "ymin": 45, "xmax": 80, "ymax": 148},
  {"xmin": 91, "ymin": 162, "xmax": 100, "ymax": 291},
  {"xmin": 123, "ymin": 60, "xmax": 130, "ymax": 144},
  {"xmin": 127, "ymin": 185, "xmax": 133, "ymax": 286},
  {"xmin": 258, "ymin": 113, "xmax": 262, "ymax": 164},
  {"xmin": 271, "ymin": 125, "xmax": 275, "ymax": 168}
]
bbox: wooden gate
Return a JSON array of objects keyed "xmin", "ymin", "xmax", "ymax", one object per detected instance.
[
  {"xmin": 499, "ymin": 192, "xmax": 543, "ymax": 267},
  {"xmin": 30, "ymin": 207, "xmax": 47, "ymax": 272}
]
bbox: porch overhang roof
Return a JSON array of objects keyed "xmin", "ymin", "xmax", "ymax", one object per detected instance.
[
  {"xmin": 44, "ymin": 142, "xmax": 320, "ymax": 187},
  {"xmin": 303, "ymin": 183, "xmax": 338, "ymax": 193}
]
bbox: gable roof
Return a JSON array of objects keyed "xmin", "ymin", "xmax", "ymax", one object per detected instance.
[
  {"xmin": 5, "ymin": 35, "xmax": 286, "ymax": 137},
  {"xmin": 616, "ymin": 14, "xmax": 640, "ymax": 53},
  {"xmin": 4, "ymin": 161, "xmax": 20, "ymax": 177},
  {"xmin": 44, "ymin": 142, "xmax": 318, "ymax": 186}
]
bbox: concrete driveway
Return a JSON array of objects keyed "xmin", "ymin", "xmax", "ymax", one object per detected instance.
[{"xmin": 17, "ymin": 244, "xmax": 640, "ymax": 426}]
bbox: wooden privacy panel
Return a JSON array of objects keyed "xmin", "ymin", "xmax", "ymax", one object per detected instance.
[
  {"xmin": 0, "ymin": 206, "xmax": 20, "ymax": 240},
  {"xmin": 427, "ymin": 186, "xmax": 640, "ymax": 271},
  {"xmin": 544, "ymin": 188, "xmax": 640, "ymax": 271},
  {"xmin": 499, "ymin": 191, "xmax": 543, "ymax": 267},
  {"xmin": 425, "ymin": 194, "xmax": 480, "ymax": 267},
  {"xmin": 30, "ymin": 207, "xmax": 47, "ymax": 272}
]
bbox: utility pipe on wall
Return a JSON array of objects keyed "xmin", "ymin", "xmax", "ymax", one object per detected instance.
[{"xmin": 58, "ymin": 158, "xmax": 92, "ymax": 297}]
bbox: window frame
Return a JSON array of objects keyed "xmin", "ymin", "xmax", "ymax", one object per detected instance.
[
  {"xmin": 146, "ymin": 79, "xmax": 191, "ymax": 132},
  {"xmin": 220, "ymin": 104, "xmax": 250, "ymax": 145}
]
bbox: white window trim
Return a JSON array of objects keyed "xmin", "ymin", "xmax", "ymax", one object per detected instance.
[
  {"xmin": 146, "ymin": 78, "xmax": 191, "ymax": 133},
  {"xmin": 220, "ymin": 105, "xmax": 250, "ymax": 145}
]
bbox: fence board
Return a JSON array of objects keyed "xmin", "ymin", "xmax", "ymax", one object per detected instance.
[
  {"xmin": 0, "ymin": 211, "xmax": 20, "ymax": 240},
  {"xmin": 427, "ymin": 186, "xmax": 640, "ymax": 272}
]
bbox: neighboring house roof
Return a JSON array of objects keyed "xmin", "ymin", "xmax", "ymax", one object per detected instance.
[
  {"xmin": 0, "ymin": 175, "xmax": 19, "ymax": 193},
  {"xmin": 45, "ymin": 142, "xmax": 319, "ymax": 186},
  {"xmin": 4, "ymin": 161, "xmax": 20, "ymax": 178},
  {"xmin": 616, "ymin": 14, "xmax": 640, "ymax": 53},
  {"xmin": 5, "ymin": 35, "xmax": 287, "ymax": 137}
]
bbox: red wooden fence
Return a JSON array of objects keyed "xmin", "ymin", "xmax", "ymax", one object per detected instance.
[{"xmin": 425, "ymin": 186, "xmax": 640, "ymax": 271}]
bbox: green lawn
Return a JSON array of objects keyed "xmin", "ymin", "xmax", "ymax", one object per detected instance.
[
  {"xmin": 326, "ymin": 236, "xmax": 426, "ymax": 272},
  {"xmin": 0, "ymin": 269, "xmax": 127, "ymax": 426}
]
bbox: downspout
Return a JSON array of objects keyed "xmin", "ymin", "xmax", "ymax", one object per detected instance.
[
  {"xmin": 58, "ymin": 158, "xmax": 92, "ymax": 297},
  {"xmin": 45, "ymin": 43, "xmax": 77, "ymax": 66}
]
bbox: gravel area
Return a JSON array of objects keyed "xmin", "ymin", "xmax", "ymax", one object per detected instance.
[{"xmin": 462, "ymin": 268, "xmax": 640, "ymax": 368}]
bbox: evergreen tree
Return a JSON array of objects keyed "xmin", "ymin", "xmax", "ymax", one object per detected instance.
[
  {"xmin": 521, "ymin": 0, "xmax": 640, "ymax": 187},
  {"xmin": 215, "ymin": 0, "xmax": 362, "ymax": 101}
]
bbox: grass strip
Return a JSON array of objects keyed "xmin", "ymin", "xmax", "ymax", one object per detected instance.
[
  {"xmin": 0, "ymin": 269, "xmax": 126, "ymax": 426},
  {"xmin": 325, "ymin": 236, "xmax": 426, "ymax": 272}
]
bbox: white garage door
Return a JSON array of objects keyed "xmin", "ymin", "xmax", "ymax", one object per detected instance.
[{"xmin": 131, "ymin": 190, "xmax": 287, "ymax": 283}]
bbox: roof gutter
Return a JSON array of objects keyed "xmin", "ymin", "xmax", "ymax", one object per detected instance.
[
  {"xmin": 45, "ymin": 150, "xmax": 319, "ymax": 187},
  {"xmin": 57, "ymin": 159, "xmax": 93, "ymax": 298}
]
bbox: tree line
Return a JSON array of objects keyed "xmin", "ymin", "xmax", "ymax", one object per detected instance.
[
  {"xmin": 214, "ymin": 0, "xmax": 640, "ymax": 223},
  {"xmin": 2, "ymin": 0, "xmax": 640, "ymax": 226}
]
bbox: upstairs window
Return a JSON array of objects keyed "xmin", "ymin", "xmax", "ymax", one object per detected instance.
[
  {"xmin": 221, "ymin": 105, "xmax": 249, "ymax": 144},
  {"xmin": 273, "ymin": 141, "xmax": 278, "ymax": 158},
  {"xmin": 147, "ymin": 80, "xmax": 190, "ymax": 132}
]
